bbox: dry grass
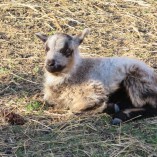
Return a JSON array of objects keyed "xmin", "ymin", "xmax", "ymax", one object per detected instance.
[{"xmin": 0, "ymin": 0, "xmax": 157, "ymax": 156}]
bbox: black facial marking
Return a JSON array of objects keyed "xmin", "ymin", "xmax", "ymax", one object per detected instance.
[
  {"xmin": 60, "ymin": 42, "xmax": 68, "ymax": 54},
  {"xmin": 64, "ymin": 49, "xmax": 73, "ymax": 57},
  {"xmin": 60, "ymin": 41, "xmax": 73, "ymax": 57}
]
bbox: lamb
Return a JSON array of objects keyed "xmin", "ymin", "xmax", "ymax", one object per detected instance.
[{"xmin": 36, "ymin": 28, "xmax": 157, "ymax": 125}]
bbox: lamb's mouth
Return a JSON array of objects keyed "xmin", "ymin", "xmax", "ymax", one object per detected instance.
[{"xmin": 45, "ymin": 65, "xmax": 66, "ymax": 73}]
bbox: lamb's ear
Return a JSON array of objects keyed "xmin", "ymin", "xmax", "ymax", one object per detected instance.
[
  {"xmin": 35, "ymin": 33, "xmax": 48, "ymax": 42},
  {"xmin": 73, "ymin": 28, "xmax": 90, "ymax": 46}
]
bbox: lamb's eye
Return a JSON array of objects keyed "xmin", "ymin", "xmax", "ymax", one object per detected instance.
[
  {"xmin": 65, "ymin": 49, "xmax": 73, "ymax": 57},
  {"xmin": 60, "ymin": 48, "xmax": 73, "ymax": 57},
  {"xmin": 60, "ymin": 48, "xmax": 65, "ymax": 54}
]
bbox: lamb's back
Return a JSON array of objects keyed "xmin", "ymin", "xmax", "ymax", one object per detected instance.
[{"xmin": 78, "ymin": 57, "xmax": 154, "ymax": 91}]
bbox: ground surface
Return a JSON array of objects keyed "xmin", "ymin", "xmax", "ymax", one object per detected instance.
[{"xmin": 0, "ymin": 0, "xmax": 157, "ymax": 156}]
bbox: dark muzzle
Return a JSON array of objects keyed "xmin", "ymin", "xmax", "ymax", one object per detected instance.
[{"xmin": 46, "ymin": 59, "xmax": 65, "ymax": 73}]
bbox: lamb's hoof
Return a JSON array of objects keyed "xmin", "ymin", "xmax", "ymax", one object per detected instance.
[{"xmin": 112, "ymin": 118, "xmax": 122, "ymax": 125}]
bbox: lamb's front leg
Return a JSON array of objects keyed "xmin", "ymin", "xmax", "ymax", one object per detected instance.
[
  {"xmin": 70, "ymin": 81, "xmax": 109, "ymax": 114},
  {"xmin": 93, "ymin": 102, "xmax": 108, "ymax": 114},
  {"xmin": 70, "ymin": 102, "xmax": 98, "ymax": 114},
  {"xmin": 70, "ymin": 101, "xmax": 108, "ymax": 114}
]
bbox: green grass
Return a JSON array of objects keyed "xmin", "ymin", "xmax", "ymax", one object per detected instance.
[
  {"xmin": 26, "ymin": 101, "xmax": 42, "ymax": 112},
  {"xmin": 1, "ymin": 117, "xmax": 157, "ymax": 157}
]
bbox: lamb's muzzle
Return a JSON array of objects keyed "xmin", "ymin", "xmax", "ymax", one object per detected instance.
[{"xmin": 36, "ymin": 28, "xmax": 157, "ymax": 125}]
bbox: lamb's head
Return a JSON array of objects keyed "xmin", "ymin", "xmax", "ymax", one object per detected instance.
[{"xmin": 36, "ymin": 28, "xmax": 90, "ymax": 75}]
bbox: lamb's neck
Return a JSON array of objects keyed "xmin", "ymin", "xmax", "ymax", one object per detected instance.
[
  {"xmin": 70, "ymin": 52, "xmax": 82, "ymax": 75},
  {"xmin": 44, "ymin": 72, "xmax": 68, "ymax": 86}
]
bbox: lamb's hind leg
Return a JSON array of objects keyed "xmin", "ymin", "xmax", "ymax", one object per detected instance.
[
  {"xmin": 112, "ymin": 65, "xmax": 157, "ymax": 125},
  {"xmin": 112, "ymin": 106, "xmax": 157, "ymax": 125},
  {"xmin": 123, "ymin": 65, "xmax": 157, "ymax": 108}
]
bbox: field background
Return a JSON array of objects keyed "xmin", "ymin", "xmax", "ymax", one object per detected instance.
[{"xmin": 0, "ymin": 0, "xmax": 157, "ymax": 156}]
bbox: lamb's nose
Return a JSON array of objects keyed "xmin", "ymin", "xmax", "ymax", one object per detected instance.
[{"xmin": 47, "ymin": 59, "xmax": 55, "ymax": 66}]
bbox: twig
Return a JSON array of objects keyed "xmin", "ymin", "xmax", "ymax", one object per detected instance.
[
  {"xmin": 10, "ymin": 73, "xmax": 39, "ymax": 84},
  {"xmin": 28, "ymin": 118, "xmax": 53, "ymax": 131}
]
